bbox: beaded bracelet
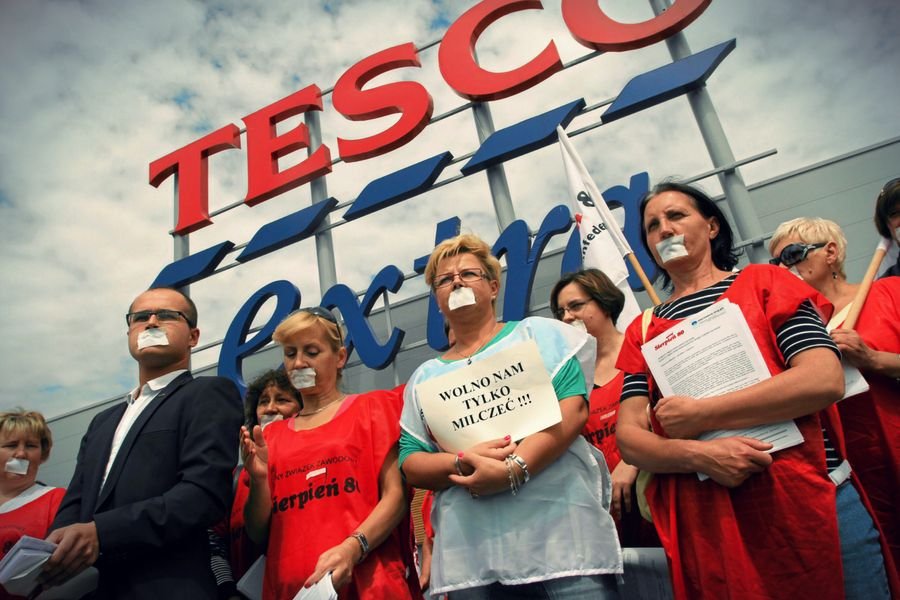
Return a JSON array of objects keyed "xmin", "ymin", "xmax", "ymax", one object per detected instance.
[{"xmin": 505, "ymin": 456, "xmax": 519, "ymax": 495}]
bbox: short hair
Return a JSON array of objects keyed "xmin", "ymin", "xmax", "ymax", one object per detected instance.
[
  {"xmin": 243, "ymin": 369, "xmax": 301, "ymax": 428},
  {"xmin": 639, "ymin": 180, "xmax": 740, "ymax": 289},
  {"xmin": 768, "ymin": 217, "xmax": 848, "ymax": 278},
  {"xmin": 129, "ymin": 287, "xmax": 198, "ymax": 328},
  {"xmin": 0, "ymin": 409, "xmax": 53, "ymax": 460},
  {"xmin": 424, "ymin": 233, "xmax": 502, "ymax": 309},
  {"xmin": 273, "ymin": 309, "xmax": 343, "ymax": 353},
  {"xmin": 550, "ymin": 268, "xmax": 625, "ymax": 325},
  {"xmin": 874, "ymin": 177, "xmax": 900, "ymax": 239}
]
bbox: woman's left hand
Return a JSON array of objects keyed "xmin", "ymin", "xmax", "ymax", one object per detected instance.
[
  {"xmin": 449, "ymin": 452, "xmax": 510, "ymax": 496},
  {"xmin": 654, "ymin": 395, "xmax": 707, "ymax": 439},
  {"xmin": 303, "ymin": 537, "xmax": 359, "ymax": 590},
  {"xmin": 830, "ymin": 328, "xmax": 874, "ymax": 369}
]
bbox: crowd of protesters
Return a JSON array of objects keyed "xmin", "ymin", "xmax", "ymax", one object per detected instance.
[{"xmin": 2, "ymin": 178, "xmax": 898, "ymax": 600}]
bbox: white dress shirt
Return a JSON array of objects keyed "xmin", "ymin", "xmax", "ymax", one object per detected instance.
[{"xmin": 101, "ymin": 369, "xmax": 187, "ymax": 487}]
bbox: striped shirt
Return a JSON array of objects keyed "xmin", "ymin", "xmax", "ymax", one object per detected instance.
[{"xmin": 621, "ymin": 272, "xmax": 842, "ymax": 472}]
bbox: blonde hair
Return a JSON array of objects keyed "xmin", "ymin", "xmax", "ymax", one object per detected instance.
[
  {"xmin": 0, "ymin": 409, "xmax": 53, "ymax": 460},
  {"xmin": 769, "ymin": 217, "xmax": 848, "ymax": 278},
  {"xmin": 424, "ymin": 233, "xmax": 502, "ymax": 310},
  {"xmin": 273, "ymin": 309, "xmax": 343, "ymax": 353}
]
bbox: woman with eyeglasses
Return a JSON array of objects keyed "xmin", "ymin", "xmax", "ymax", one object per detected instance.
[
  {"xmin": 241, "ymin": 309, "xmax": 421, "ymax": 600},
  {"xmin": 614, "ymin": 181, "xmax": 891, "ymax": 600},
  {"xmin": 769, "ymin": 216, "xmax": 900, "ymax": 577},
  {"xmin": 400, "ymin": 234, "xmax": 621, "ymax": 599},
  {"xmin": 549, "ymin": 268, "xmax": 658, "ymax": 547}
]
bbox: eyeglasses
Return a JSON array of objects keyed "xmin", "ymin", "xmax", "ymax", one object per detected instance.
[
  {"xmin": 126, "ymin": 309, "xmax": 194, "ymax": 328},
  {"xmin": 769, "ymin": 242, "xmax": 826, "ymax": 267},
  {"xmin": 433, "ymin": 268, "xmax": 487, "ymax": 289},
  {"xmin": 553, "ymin": 299, "xmax": 592, "ymax": 320}
]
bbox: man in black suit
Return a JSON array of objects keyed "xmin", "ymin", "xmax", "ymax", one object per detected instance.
[{"xmin": 42, "ymin": 287, "xmax": 242, "ymax": 599}]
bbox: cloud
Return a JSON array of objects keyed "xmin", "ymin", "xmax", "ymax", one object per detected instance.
[{"xmin": 1, "ymin": 0, "xmax": 899, "ymax": 417}]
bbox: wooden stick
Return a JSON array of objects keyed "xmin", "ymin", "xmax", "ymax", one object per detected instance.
[
  {"xmin": 843, "ymin": 241, "xmax": 889, "ymax": 329},
  {"xmin": 626, "ymin": 252, "xmax": 662, "ymax": 306}
]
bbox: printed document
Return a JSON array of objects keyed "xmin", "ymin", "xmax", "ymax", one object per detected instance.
[{"xmin": 640, "ymin": 300, "xmax": 804, "ymax": 478}]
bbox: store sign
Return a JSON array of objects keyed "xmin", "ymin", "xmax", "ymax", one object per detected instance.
[{"xmin": 147, "ymin": 0, "xmax": 722, "ymax": 391}]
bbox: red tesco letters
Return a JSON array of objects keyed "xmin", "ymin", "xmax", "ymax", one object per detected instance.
[{"xmin": 151, "ymin": 0, "xmax": 711, "ymax": 235}]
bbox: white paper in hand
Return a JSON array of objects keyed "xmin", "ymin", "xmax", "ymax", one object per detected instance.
[
  {"xmin": 293, "ymin": 572, "xmax": 337, "ymax": 600},
  {"xmin": 0, "ymin": 535, "xmax": 57, "ymax": 596}
]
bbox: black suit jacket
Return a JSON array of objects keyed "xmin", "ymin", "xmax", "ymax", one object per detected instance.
[{"xmin": 52, "ymin": 372, "xmax": 242, "ymax": 600}]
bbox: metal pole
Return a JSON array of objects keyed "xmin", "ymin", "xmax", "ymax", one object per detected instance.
[
  {"xmin": 470, "ymin": 51, "xmax": 517, "ymax": 231},
  {"xmin": 648, "ymin": 0, "xmax": 769, "ymax": 264},
  {"xmin": 172, "ymin": 172, "xmax": 191, "ymax": 368},
  {"xmin": 306, "ymin": 110, "xmax": 338, "ymax": 292},
  {"xmin": 382, "ymin": 290, "xmax": 400, "ymax": 387}
]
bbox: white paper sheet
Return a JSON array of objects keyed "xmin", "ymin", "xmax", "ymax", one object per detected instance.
[
  {"xmin": 236, "ymin": 555, "xmax": 266, "ymax": 600},
  {"xmin": 640, "ymin": 300, "xmax": 804, "ymax": 480},
  {"xmin": 0, "ymin": 535, "xmax": 56, "ymax": 596},
  {"xmin": 293, "ymin": 573, "xmax": 337, "ymax": 600}
]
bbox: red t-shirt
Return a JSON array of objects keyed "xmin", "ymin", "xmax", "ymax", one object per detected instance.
[
  {"xmin": 617, "ymin": 265, "xmax": 844, "ymax": 600},
  {"xmin": 1, "ymin": 485, "xmax": 66, "ymax": 600},
  {"xmin": 582, "ymin": 372, "xmax": 624, "ymax": 471},
  {"xmin": 262, "ymin": 390, "xmax": 419, "ymax": 600},
  {"xmin": 838, "ymin": 276, "xmax": 900, "ymax": 572}
]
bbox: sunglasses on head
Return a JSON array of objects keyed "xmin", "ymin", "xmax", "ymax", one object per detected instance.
[
  {"xmin": 286, "ymin": 306, "xmax": 343, "ymax": 343},
  {"xmin": 769, "ymin": 242, "xmax": 825, "ymax": 267}
]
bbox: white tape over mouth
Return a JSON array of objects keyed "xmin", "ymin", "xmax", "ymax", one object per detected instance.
[
  {"xmin": 259, "ymin": 414, "xmax": 283, "ymax": 430},
  {"xmin": 568, "ymin": 319, "xmax": 588, "ymax": 333},
  {"xmin": 290, "ymin": 367, "xmax": 317, "ymax": 390},
  {"xmin": 655, "ymin": 234, "xmax": 689, "ymax": 263},
  {"xmin": 448, "ymin": 286, "xmax": 477, "ymax": 311},
  {"xmin": 5, "ymin": 457, "xmax": 29, "ymax": 475},
  {"xmin": 137, "ymin": 328, "xmax": 169, "ymax": 349}
]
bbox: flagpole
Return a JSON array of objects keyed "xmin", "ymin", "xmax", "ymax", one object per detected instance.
[
  {"xmin": 843, "ymin": 238, "xmax": 889, "ymax": 329},
  {"xmin": 625, "ymin": 253, "xmax": 662, "ymax": 305}
]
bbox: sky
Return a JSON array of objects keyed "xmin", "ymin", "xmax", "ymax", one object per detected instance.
[{"xmin": 1, "ymin": 0, "xmax": 899, "ymax": 420}]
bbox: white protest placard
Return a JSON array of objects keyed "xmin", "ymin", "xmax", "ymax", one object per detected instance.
[
  {"xmin": 415, "ymin": 338, "xmax": 562, "ymax": 452},
  {"xmin": 640, "ymin": 300, "xmax": 804, "ymax": 479}
]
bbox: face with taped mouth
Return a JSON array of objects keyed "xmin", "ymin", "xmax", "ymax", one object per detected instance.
[{"xmin": 126, "ymin": 288, "xmax": 199, "ymax": 372}]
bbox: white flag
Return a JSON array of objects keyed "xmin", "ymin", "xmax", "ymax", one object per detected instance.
[{"xmin": 557, "ymin": 126, "xmax": 641, "ymax": 331}]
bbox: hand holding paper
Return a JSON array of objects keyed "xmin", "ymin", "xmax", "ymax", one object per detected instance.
[
  {"xmin": 303, "ymin": 540, "xmax": 357, "ymax": 592},
  {"xmin": 692, "ymin": 437, "xmax": 774, "ymax": 488},
  {"xmin": 40, "ymin": 522, "xmax": 100, "ymax": 588}
]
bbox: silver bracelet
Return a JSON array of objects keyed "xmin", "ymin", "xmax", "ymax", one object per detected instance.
[
  {"xmin": 454, "ymin": 454, "xmax": 464, "ymax": 476},
  {"xmin": 508, "ymin": 453, "xmax": 530, "ymax": 484}
]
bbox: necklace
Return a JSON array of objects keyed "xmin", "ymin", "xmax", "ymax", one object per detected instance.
[
  {"xmin": 296, "ymin": 395, "xmax": 344, "ymax": 417},
  {"xmin": 453, "ymin": 323, "xmax": 501, "ymax": 365}
]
